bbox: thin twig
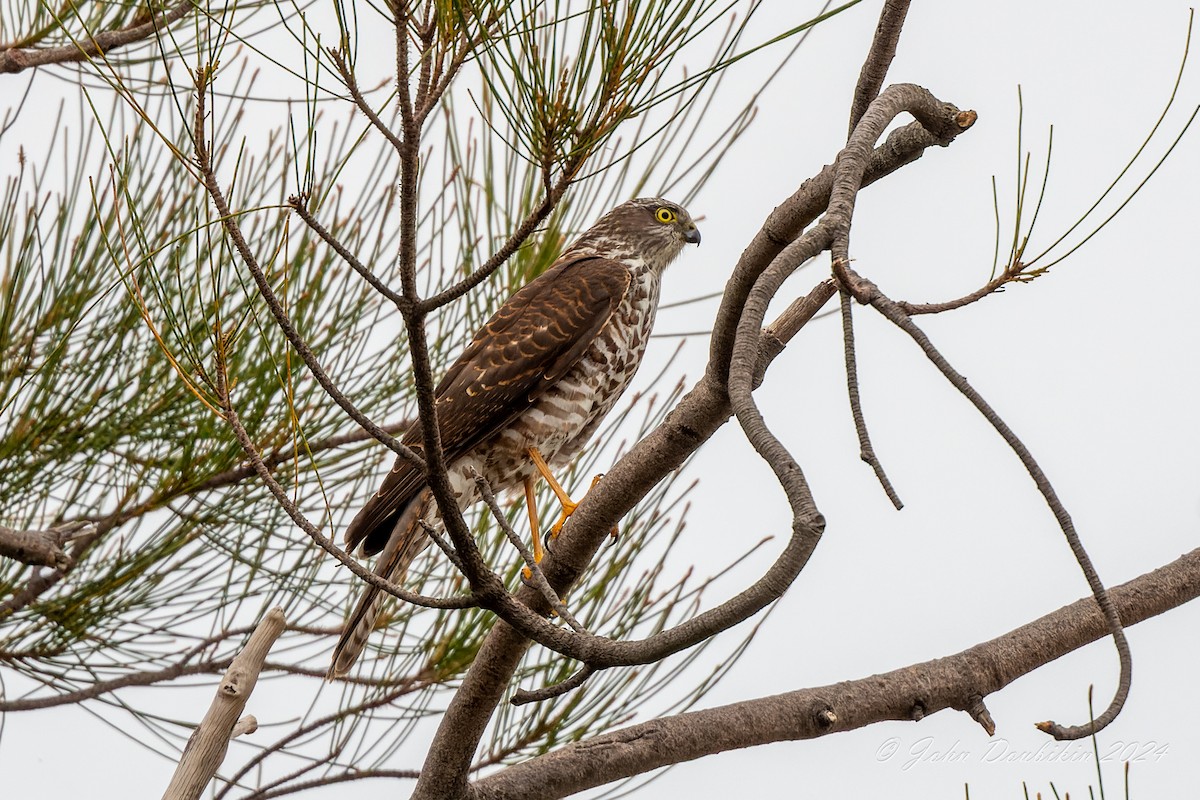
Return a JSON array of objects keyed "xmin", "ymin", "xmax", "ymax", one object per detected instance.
[
  {"xmin": 510, "ymin": 665, "xmax": 596, "ymax": 706},
  {"xmin": 417, "ymin": 169, "xmax": 578, "ymax": 313},
  {"xmin": 211, "ymin": 339, "xmax": 477, "ymax": 611},
  {"xmin": 421, "ymin": 518, "xmax": 466, "ymax": 573},
  {"xmin": 215, "ymin": 670, "xmax": 435, "ymax": 800},
  {"xmin": 896, "ymin": 266, "xmax": 1020, "ymax": 315},
  {"xmin": 236, "ymin": 770, "xmax": 421, "ymax": 800},
  {"xmin": 192, "ymin": 66, "xmax": 423, "ymax": 471},
  {"xmin": 834, "ymin": 260, "xmax": 1131, "ymax": 741},
  {"xmin": 838, "ymin": 289, "xmax": 903, "ymax": 509},
  {"xmin": 287, "ymin": 194, "xmax": 409, "ymax": 310},
  {"xmin": 328, "ymin": 47, "xmax": 407, "ymax": 157}
]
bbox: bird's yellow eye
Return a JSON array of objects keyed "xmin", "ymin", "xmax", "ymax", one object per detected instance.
[{"xmin": 655, "ymin": 207, "xmax": 677, "ymax": 224}]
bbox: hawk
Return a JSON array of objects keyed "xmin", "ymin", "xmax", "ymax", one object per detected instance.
[{"xmin": 330, "ymin": 197, "xmax": 700, "ymax": 677}]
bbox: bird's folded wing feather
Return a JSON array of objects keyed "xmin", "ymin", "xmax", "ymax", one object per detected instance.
[{"xmin": 343, "ymin": 255, "xmax": 630, "ymax": 555}]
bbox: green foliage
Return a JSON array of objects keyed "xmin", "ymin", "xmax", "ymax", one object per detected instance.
[{"xmin": 1, "ymin": 1, "xmax": 850, "ymax": 795}]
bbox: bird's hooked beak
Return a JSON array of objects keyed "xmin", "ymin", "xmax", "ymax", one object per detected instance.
[{"xmin": 683, "ymin": 225, "xmax": 701, "ymax": 245}]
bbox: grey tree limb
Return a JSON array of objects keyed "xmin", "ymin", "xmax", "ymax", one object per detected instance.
[
  {"xmin": 835, "ymin": 261, "xmax": 1131, "ymax": 740},
  {"xmin": 847, "ymin": 0, "xmax": 912, "ymax": 134},
  {"xmin": 473, "ymin": 547, "xmax": 1200, "ymax": 800},
  {"xmin": 0, "ymin": 522, "xmax": 86, "ymax": 568},
  {"xmin": 839, "ymin": 289, "xmax": 904, "ymax": 508},
  {"xmin": 160, "ymin": 607, "xmax": 287, "ymax": 800},
  {"xmin": 0, "ymin": 0, "xmax": 195, "ymax": 75}
]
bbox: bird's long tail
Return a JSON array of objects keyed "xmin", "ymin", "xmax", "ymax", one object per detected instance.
[{"xmin": 328, "ymin": 488, "xmax": 433, "ymax": 679}]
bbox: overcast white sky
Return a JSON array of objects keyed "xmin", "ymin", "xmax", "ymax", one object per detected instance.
[{"xmin": 3, "ymin": 1, "xmax": 1198, "ymax": 798}]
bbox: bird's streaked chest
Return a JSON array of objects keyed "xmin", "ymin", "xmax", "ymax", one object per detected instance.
[{"xmin": 480, "ymin": 266, "xmax": 661, "ymax": 475}]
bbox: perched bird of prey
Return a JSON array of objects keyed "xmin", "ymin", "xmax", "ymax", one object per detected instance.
[{"xmin": 330, "ymin": 197, "xmax": 700, "ymax": 677}]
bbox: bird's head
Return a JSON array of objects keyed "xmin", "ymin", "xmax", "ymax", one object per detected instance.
[{"xmin": 571, "ymin": 197, "xmax": 701, "ymax": 272}]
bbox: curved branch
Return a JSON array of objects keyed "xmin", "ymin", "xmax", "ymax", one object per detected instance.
[
  {"xmin": 474, "ymin": 547, "xmax": 1200, "ymax": 800},
  {"xmin": 413, "ymin": 99, "xmax": 976, "ymax": 800},
  {"xmin": 847, "ymin": 0, "xmax": 912, "ymax": 134},
  {"xmin": 510, "ymin": 665, "xmax": 595, "ymax": 706}
]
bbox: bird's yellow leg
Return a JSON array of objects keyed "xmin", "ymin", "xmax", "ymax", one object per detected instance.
[
  {"xmin": 521, "ymin": 475, "xmax": 544, "ymax": 581},
  {"xmin": 527, "ymin": 448, "xmax": 620, "ymax": 541},
  {"xmin": 527, "ymin": 447, "xmax": 579, "ymax": 539}
]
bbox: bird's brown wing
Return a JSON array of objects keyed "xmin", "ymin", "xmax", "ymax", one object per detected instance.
[{"xmin": 344, "ymin": 255, "xmax": 631, "ymax": 555}]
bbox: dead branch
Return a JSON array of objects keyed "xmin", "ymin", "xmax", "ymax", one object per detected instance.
[
  {"xmin": 161, "ymin": 607, "xmax": 286, "ymax": 800},
  {"xmin": 838, "ymin": 289, "xmax": 903, "ymax": 508},
  {"xmin": 835, "ymin": 259, "xmax": 1130, "ymax": 740}
]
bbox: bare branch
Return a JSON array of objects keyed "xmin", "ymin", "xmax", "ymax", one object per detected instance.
[
  {"xmin": 473, "ymin": 548, "xmax": 1200, "ymax": 799},
  {"xmin": 510, "ymin": 665, "xmax": 595, "ymax": 706},
  {"xmin": 0, "ymin": 521, "xmax": 108, "ymax": 618},
  {"xmin": 288, "ymin": 193, "xmax": 409, "ymax": 311},
  {"xmin": 161, "ymin": 607, "xmax": 286, "ymax": 800},
  {"xmin": 0, "ymin": 522, "xmax": 88, "ymax": 568},
  {"xmin": 0, "ymin": 0, "xmax": 194, "ymax": 75},
  {"xmin": 838, "ymin": 289, "xmax": 903, "ymax": 508},
  {"xmin": 835, "ymin": 259, "xmax": 1130, "ymax": 740},
  {"xmin": 847, "ymin": 0, "xmax": 913, "ymax": 134}
]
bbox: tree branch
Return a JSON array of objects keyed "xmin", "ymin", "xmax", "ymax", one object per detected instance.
[
  {"xmin": 474, "ymin": 548, "xmax": 1200, "ymax": 799},
  {"xmin": 847, "ymin": 0, "xmax": 912, "ymax": 134},
  {"xmin": 161, "ymin": 607, "xmax": 287, "ymax": 800},
  {"xmin": 412, "ymin": 100, "xmax": 976, "ymax": 800},
  {"xmin": 838, "ymin": 289, "xmax": 903, "ymax": 508},
  {"xmin": 0, "ymin": 522, "xmax": 86, "ymax": 568},
  {"xmin": 0, "ymin": 0, "xmax": 194, "ymax": 75},
  {"xmin": 835, "ymin": 260, "xmax": 1130, "ymax": 740}
]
